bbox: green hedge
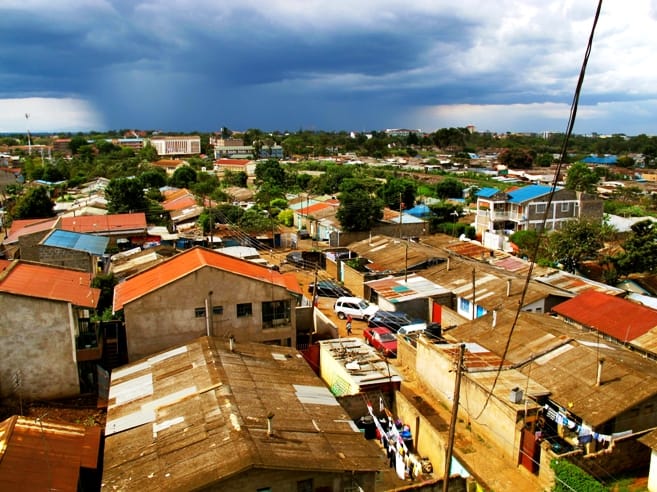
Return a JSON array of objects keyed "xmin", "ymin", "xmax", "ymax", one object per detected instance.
[{"xmin": 550, "ymin": 459, "xmax": 607, "ymax": 492}]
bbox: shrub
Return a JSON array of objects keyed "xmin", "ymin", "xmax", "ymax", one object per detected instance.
[{"xmin": 550, "ymin": 459, "xmax": 606, "ymax": 492}]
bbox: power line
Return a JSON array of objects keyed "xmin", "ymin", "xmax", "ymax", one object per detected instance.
[{"xmin": 472, "ymin": 0, "xmax": 604, "ymax": 421}]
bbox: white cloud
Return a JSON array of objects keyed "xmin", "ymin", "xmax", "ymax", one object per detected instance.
[{"xmin": 0, "ymin": 98, "xmax": 105, "ymax": 132}]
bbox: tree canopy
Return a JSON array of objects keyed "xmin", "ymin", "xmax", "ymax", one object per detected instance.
[
  {"xmin": 336, "ymin": 189, "xmax": 384, "ymax": 232},
  {"xmin": 378, "ymin": 178, "xmax": 416, "ymax": 210},
  {"xmin": 565, "ymin": 162, "xmax": 599, "ymax": 193},
  {"xmin": 11, "ymin": 186, "xmax": 55, "ymax": 219},
  {"xmin": 105, "ymin": 177, "xmax": 149, "ymax": 214}
]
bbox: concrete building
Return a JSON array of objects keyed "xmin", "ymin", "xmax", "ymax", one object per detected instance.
[
  {"xmin": 0, "ymin": 260, "xmax": 101, "ymax": 400},
  {"xmin": 474, "ymin": 184, "xmax": 603, "ymax": 251},
  {"xmin": 112, "ymin": 247, "xmax": 303, "ymax": 361},
  {"xmin": 102, "ymin": 336, "xmax": 385, "ymax": 491},
  {"xmin": 148, "ymin": 135, "xmax": 201, "ymax": 156},
  {"xmin": 37, "ymin": 229, "xmax": 109, "ymax": 273}
]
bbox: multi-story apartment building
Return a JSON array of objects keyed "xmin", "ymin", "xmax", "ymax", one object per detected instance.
[
  {"xmin": 148, "ymin": 135, "xmax": 201, "ymax": 156},
  {"xmin": 474, "ymin": 184, "xmax": 603, "ymax": 250}
]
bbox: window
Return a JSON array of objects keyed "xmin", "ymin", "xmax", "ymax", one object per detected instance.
[
  {"xmin": 561, "ymin": 202, "xmax": 570, "ymax": 212},
  {"xmin": 237, "ymin": 303, "xmax": 252, "ymax": 317},
  {"xmin": 535, "ymin": 203, "xmax": 546, "ymax": 213},
  {"xmin": 262, "ymin": 300, "xmax": 291, "ymax": 328},
  {"xmin": 212, "ymin": 305, "xmax": 224, "ymax": 315},
  {"xmin": 194, "ymin": 307, "xmax": 206, "ymax": 318},
  {"xmin": 257, "ymin": 488, "xmax": 272, "ymax": 492},
  {"xmin": 297, "ymin": 479, "xmax": 313, "ymax": 492}
]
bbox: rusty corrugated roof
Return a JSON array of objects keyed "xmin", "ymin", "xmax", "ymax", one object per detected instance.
[
  {"xmin": 3, "ymin": 217, "xmax": 59, "ymax": 245},
  {"xmin": 113, "ymin": 247, "xmax": 301, "ymax": 311},
  {"xmin": 0, "ymin": 416, "xmax": 100, "ymax": 491},
  {"xmin": 552, "ymin": 290, "xmax": 657, "ymax": 342},
  {"xmin": 59, "ymin": 213, "xmax": 147, "ymax": 234},
  {"xmin": 103, "ymin": 337, "xmax": 385, "ymax": 491},
  {"xmin": 446, "ymin": 309, "xmax": 657, "ymax": 427},
  {"xmin": 0, "ymin": 260, "xmax": 100, "ymax": 308}
]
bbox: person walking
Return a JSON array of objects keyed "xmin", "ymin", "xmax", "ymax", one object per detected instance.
[{"xmin": 346, "ymin": 314, "xmax": 353, "ymax": 335}]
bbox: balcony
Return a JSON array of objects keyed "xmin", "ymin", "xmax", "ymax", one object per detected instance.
[{"xmin": 76, "ymin": 325, "xmax": 103, "ymax": 362}]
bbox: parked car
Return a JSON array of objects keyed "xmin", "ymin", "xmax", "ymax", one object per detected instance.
[
  {"xmin": 308, "ymin": 280, "xmax": 351, "ymax": 298},
  {"xmin": 333, "ymin": 296, "xmax": 379, "ymax": 320},
  {"xmin": 363, "ymin": 327, "xmax": 397, "ymax": 357},
  {"xmin": 367, "ymin": 310, "xmax": 424, "ymax": 333}
]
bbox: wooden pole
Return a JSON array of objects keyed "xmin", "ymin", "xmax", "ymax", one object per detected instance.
[{"xmin": 443, "ymin": 343, "xmax": 465, "ymax": 492}]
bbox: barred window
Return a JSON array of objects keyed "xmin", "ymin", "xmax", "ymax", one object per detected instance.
[{"xmin": 237, "ymin": 303, "xmax": 252, "ymax": 317}]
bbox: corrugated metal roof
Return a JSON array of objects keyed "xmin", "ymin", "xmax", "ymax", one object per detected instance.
[
  {"xmin": 507, "ymin": 184, "xmax": 559, "ymax": 204},
  {"xmin": 536, "ymin": 270, "xmax": 625, "ymax": 296},
  {"xmin": 365, "ymin": 274, "xmax": 449, "ymax": 303},
  {"xmin": 0, "ymin": 260, "xmax": 100, "ymax": 307},
  {"xmin": 3, "ymin": 217, "xmax": 59, "ymax": 245},
  {"xmin": 103, "ymin": 337, "xmax": 385, "ymax": 491},
  {"xmin": 445, "ymin": 309, "xmax": 657, "ymax": 427},
  {"xmin": 476, "ymin": 187, "xmax": 500, "ymax": 198},
  {"xmin": 552, "ymin": 290, "xmax": 657, "ymax": 342},
  {"xmin": 114, "ymin": 247, "xmax": 302, "ymax": 311},
  {"xmin": 42, "ymin": 229, "xmax": 109, "ymax": 255},
  {"xmin": 0, "ymin": 416, "xmax": 100, "ymax": 491},
  {"xmin": 59, "ymin": 212, "xmax": 147, "ymax": 234}
]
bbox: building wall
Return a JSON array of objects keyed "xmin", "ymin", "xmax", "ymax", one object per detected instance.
[
  {"xmin": 415, "ymin": 340, "xmax": 525, "ymax": 461},
  {"xmin": 342, "ymin": 263, "xmax": 367, "ymax": 299},
  {"xmin": 123, "ymin": 266, "xmax": 297, "ymax": 361},
  {"xmin": 203, "ymin": 467, "xmax": 377, "ymax": 492},
  {"xmin": 38, "ymin": 245, "xmax": 94, "ymax": 272},
  {"xmin": 649, "ymin": 450, "xmax": 657, "ymax": 492},
  {"xmin": 0, "ymin": 294, "xmax": 79, "ymax": 399},
  {"xmin": 17, "ymin": 230, "xmax": 51, "ymax": 261}
]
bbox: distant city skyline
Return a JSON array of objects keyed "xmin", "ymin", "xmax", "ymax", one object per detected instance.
[{"xmin": 2, "ymin": 2, "xmax": 657, "ymax": 136}]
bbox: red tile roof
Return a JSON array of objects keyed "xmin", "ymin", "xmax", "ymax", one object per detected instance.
[
  {"xmin": 114, "ymin": 247, "xmax": 302, "ymax": 311},
  {"xmin": 0, "ymin": 261, "xmax": 100, "ymax": 307},
  {"xmin": 59, "ymin": 213, "xmax": 147, "ymax": 234},
  {"xmin": 552, "ymin": 290, "xmax": 657, "ymax": 342},
  {"xmin": 161, "ymin": 190, "xmax": 197, "ymax": 211},
  {"xmin": 0, "ymin": 416, "xmax": 101, "ymax": 491}
]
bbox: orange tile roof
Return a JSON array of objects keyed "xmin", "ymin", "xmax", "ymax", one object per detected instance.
[
  {"xmin": 162, "ymin": 191, "xmax": 197, "ymax": 211},
  {"xmin": 4, "ymin": 217, "xmax": 59, "ymax": 244},
  {"xmin": 0, "ymin": 261, "xmax": 100, "ymax": 308},
  {"xmin": 0, "ymin": 416, "xmax": 101, "ymax": 491},
  {"xmin": 297, "ymin": 202, "xmax": 335, "ymax": 215},
  {"xmin": 59, "ymin": 213, "xmax": 147, "ymax": 234},
  {"xmin": 215, "ymin": 159, "xmax": 250, "ymax": 166},
  {"xmin": 152, "ymin": 159, "xmax": 184, "ymax": 168},
  {"xmin": 114, "ymin": 247, "xmax": 302, "ymax": 311}
]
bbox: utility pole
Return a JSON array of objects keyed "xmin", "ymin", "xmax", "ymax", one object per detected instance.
[{"xmin": 443, "ymin": 343, "xmax": 465, "ymax": 492}]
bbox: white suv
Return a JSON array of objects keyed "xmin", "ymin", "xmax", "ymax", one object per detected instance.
[{"xmin": 333, "ymin": 296, "xmax": 379, "ymax": 320}]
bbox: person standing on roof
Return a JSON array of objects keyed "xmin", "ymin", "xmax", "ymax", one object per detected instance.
[{"xmin": 346, "ymin": 314, "xmax": 353, "ymax": 335}]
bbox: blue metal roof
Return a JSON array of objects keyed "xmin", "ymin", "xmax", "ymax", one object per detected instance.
[
  {"xmin": 508, "ymin": 184, "xmax": 559, "ymax": 204},
  {"xmin": 406, "ymin": 204, "xmax": 431, "ymax": 217},
  {"xmin": 581, "ymin": 155, "xmax": 617, "ymax": 165},
  {"xmin": 476, "ymin": 187, "xmax": 501, "ymax": 198},
  {"xmin": 43, "ymin": 229, "xmax": 109, "ymax": 255}
]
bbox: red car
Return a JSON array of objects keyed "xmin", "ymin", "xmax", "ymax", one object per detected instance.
[{"xmin": 363, "ymin": 327, "xmax": 397, "ymax": 357}]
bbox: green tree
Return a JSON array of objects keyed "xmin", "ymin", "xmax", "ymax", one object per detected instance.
[
  {"xmin": 138, "ymin": 143, "xmax": 159, "ymax": 162},
  {"xmin": 170, "ymin": 165, "xmax": 197, "ymax": 188},
  {"xmin": 498, "ymin": 148, "xmax": 534, "ymax": 169},
  {"xmin": 378, "ymin": 178, "xmax": 416, "ymax": 210},
  {"xmin": 565, "ymin": 162, "xmax": 599, "ymax": 193},
  {"xmin": 613, "ymin": 219, "xmax": 657, "ymax": 275},
  {"xmin": 336, "ymin": 189, "xmax": 384, "ymax": 232},
  {"xmin": 222, "ymin": 170, "xmax": 248, "ymax": 187},
  {"xmin": 105, "ymin": 178, "xmax": 149, "ymax": 214},
  {"xmin": 509, "ymin": 230, "xmax": 540, "ymax": 259},
  {"xmin": 238, "ymin": 208, "xmax": 275, "ymax": 234},
  {"xmin": 11, "ymin": 186, "xmax": 55, "ymax": 219},
  {"xmin": 255, "ymin": 159, "xmax": 286, "ymax": 187},
  {"xmin": 435, "ymin": 177, "xmax": 465, "ymax": 199},
  {"xmin": 69, "ymin": 136, "xmax": 89, "ymax": 155},
  {"xmin": 547, "ymin": 219, "xmax": 604, "ymax": 272},
  {"xmin": 139, "ymin": 168, "xmax": 168, "ymax": 189},
  {"xmin": 91, "ymin": 273, "xmax": 118, "ymax": 315}
]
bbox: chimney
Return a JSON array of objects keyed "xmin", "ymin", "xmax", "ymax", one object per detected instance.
[
  {"xmin": 229, "ymin": 335, "xmax": 235, "ymax": 352},
  {"xmin": 446, "ymin": 256, "xmax": 450, "ymax": 271},
  {"xmin": 507, "ymin": 279, "xmax": 512, "ymax": 297},
  {"xmin": 492, "ymin": 309, "xmax": 497, "ymax": 328},
  {"xmin": 596, "ymin": 358, "xmax": 605, "ymax": 386},
  {"xmin": 267, "ymin": 412, "xmax": 275, "ymax": 436}
]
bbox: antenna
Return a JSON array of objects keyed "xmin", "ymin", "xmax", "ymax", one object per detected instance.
[{"xmin": 25, "ymin": 113, "xmax": 31, "ymax": 155}]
